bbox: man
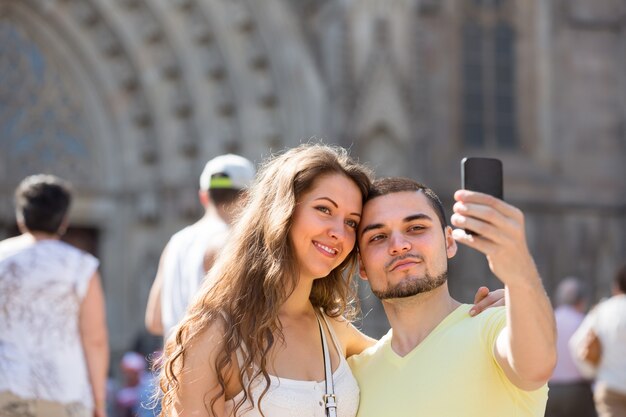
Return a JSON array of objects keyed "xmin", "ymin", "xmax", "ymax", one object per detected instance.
[
  {"xmin": 570, "ymin": 264, "xmax": 626, "ymax": 417},
  {"xmin": 546, "ymin": 277, "xmax": 596, "ymax": 417},
  {"xmin": 145, "ymin": 154, "xmax": 255, "ymax": 339},
  {"xmin": 349, "ymin": 177, "xmax": 556, "ymax": 416}
]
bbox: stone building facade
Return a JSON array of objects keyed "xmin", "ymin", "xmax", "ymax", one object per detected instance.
[{"xmin": 1, "ymin": 0, "xmax": 625, "ymax": 357}]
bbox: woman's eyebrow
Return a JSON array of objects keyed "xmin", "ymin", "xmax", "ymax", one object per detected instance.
[
  {"xmin": 314, "ymin": 197, "xmax": 338, "ymax": 208},
  {"xmin": 314, "ymin": 197, "xmax": 361, "ymax": 217}
]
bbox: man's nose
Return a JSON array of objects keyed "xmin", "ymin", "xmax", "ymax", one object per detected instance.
[{"xmin": 389, "ymin": 233, "xmax": 411, "ymax": 255}]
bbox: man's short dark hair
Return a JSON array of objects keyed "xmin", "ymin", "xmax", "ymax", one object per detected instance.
[
  {"xmin": 367, "ymin": 177, "xmax": 448, "ymax": 229},
  {"xmin": 208, "ymin": 188, "xmax": 245, "ymax": 206},
  {"xmin": 15, "ymin": 174, "xmax": 72, "ymax": 234},
  {"xmin": 615, "ymin": 264, "xmax": 626, "ymax": 294}
]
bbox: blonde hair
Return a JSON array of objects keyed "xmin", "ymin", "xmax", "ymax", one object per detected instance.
[{"xmin": 159, "ymin": 143, "xmax": 373, "ymax": 416}]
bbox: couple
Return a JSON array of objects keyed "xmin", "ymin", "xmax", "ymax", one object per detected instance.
[{"xmin": 158, "ymin": 143, "xmax": 556, "ymax": 417}]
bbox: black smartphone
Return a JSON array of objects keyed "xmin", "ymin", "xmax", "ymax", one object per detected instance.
[{"xmin": 461, "ymin": 157, "xmax": 503, "ymax": 200}]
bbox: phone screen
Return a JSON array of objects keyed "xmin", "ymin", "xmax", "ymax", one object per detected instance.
[{"xmin": 461, "ymin": 157, "xmax": 503, "ymax": 200}]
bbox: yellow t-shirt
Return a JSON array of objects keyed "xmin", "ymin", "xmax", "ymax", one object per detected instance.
[{"xmin": 348, "ymin": 305, "xmax": 548, "ymax": 417}]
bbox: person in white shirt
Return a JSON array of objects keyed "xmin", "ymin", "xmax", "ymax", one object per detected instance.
[
  {"xmin": 0, "ymin": 174, "xmax": 108, "ymax": 417},
  {"xmin": 145, "ymin": 154, "xmax": 255, "ymax": 340},
  {"xmin": 545, "ymin": 277, "xmax": 596, "ymax": 417},
  {"xmin": 571, "ymin": 264, "xmax": 626, "ymax": 417}
]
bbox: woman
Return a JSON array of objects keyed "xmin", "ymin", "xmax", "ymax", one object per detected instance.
[
  {"xmin": 159, "ymin": 143, "xmax": 499, "ymax": 417},
  {"xmin": 0, "ymin": 175, "xmax": 108, "ymax": 417}
]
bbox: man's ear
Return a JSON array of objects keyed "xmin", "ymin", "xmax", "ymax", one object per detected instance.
[
  {"xmin": 445, "ymin": 226, "xmax": 457, "ymax": 259},
  {"xmin": 57, "ymin": 216, "xmax": 69, "ymax": 236},
  {"xmin": 17, "ymin": 220, "xmax": 27, "ymax": 234},
  {"xmin": 358, "ymin": 253, "xmax": 368, "ymax": 281},
  {"xmin": 198, "ymin": 190, "xmax": 210, "ymax": 208}
]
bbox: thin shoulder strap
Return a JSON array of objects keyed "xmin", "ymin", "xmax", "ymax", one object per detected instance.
[
  {"xmin": 235, "ymin": 346, "xmax": 246, "ymax": 368},
  {"xmin": 221, "ymin": 311, "xmax": 251, "ymax": 384},
  {"xmin": 316, "ymin": 311, "xmax": 337, "ymax": 417},
  {"xmin": 235, "ymin": 343, "xmax": 253, "ymax": 384},
  {"xmin": 319, "ymin": 312, "xmax": 344, "ymax": 360}
]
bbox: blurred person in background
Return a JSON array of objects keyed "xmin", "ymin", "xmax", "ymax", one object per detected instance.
[
  {"xmin": 0, "ymin": 174, "xmax": 109, "ymax": 417},
  {"xmin": 571, "ymin": 264, "xmax": 626, "ymax": 417},
  {"xmin": 114, "ymin": 352, "xmax": 146, "ymax": 417},
  {"xmin": 145, "ymin": 154, "xmax": 255, "ymax": 341},
  {"xmin": 545, "ymin": 277, "xmax": 596, "ymax": 417}
]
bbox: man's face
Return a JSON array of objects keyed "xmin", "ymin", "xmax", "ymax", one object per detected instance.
[{"xmin": 357, "ymin": 191, "xmax": 457, "ymax": 300}]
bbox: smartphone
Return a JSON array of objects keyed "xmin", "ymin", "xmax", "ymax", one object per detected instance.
[{"xmin": 461, "ymin": 157, "xmax": 503, "ymax": 200}]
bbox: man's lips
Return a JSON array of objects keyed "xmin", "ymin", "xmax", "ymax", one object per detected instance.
[
  {"xmin": 387, "ymin": 255, "xmax": 423, "ymax": 271},
  {"xmin": 390, "ymin": 260, "xmax": 419, "ymax": 271}
]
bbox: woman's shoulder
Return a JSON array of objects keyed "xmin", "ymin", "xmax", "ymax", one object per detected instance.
[
  {"xmin": 168, "ymin": 313, "xmax": 240, "ymax": 385},
  {"xmin": 323, "ymin": 313, "xmax": 377, "ymax": 357},
  {"xmin": 179, "ymin": 313, "xmax": 229, "ymax": 355},
  {"xmin": 0, "ymin": 235, "xmax": 33, "ymax": 260}
]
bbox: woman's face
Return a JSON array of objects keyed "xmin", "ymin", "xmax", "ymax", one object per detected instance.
[{"xmin": 289, "ymin": 173, "xmax": 363, "ymax": 281}]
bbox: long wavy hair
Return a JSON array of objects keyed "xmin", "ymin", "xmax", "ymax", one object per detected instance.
[{"xmin": 159, "ymin": 143, "xmax": 373, "ymax": 416}]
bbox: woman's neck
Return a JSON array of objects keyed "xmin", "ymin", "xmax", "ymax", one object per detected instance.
[{"xmin": 278, "ymin": 276, "xmax": 315, "ymax": 318}]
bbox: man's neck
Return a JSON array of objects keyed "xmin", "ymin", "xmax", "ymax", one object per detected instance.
[
  {"xmin": 382, "ymin": 284, "xmax": 461, "ymax": 357},
  {"xmin": 26, "ymin": 231, "xmax": 60, "ymax": 242},
  {"xmin": 199, "ymin": 204, "xmax": 227, "ymax": 224}
]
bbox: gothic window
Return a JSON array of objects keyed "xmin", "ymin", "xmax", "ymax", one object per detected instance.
[{"xmin": 461, "ymin": 0, "xmax": 517, "ymax": 150}]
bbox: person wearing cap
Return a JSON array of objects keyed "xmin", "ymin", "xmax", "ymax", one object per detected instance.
[{"xmin": 145, "ymin": 154, "xmax": 255, "ymax": 340}]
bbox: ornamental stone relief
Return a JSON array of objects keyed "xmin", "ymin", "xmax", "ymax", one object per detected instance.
[{"xmin": 0, "ymin": 19, "xmax": 95, "ymax": 184}]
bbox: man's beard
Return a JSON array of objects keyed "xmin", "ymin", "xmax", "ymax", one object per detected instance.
[{"xmin": 372, "ymin": 270, "xmax": 448, "ymax": 300}]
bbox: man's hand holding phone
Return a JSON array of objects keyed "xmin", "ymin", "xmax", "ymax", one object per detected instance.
[{"xmin": 452, "ymin": 157, "xmax": 537, "ymax": 287}]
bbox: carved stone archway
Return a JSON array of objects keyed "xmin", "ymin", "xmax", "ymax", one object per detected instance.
[{"xmin": 0, "ymin": 0, "xmax": 325, "ymax": 356}]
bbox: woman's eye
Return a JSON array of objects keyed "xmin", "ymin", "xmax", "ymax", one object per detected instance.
[
  {"xmin": 315, "ymin": 206, "xmax": 331, "ymax": 214},
  {"xmin": 345, "ymin": 219, "xmax": 358, "ymax": 229}
]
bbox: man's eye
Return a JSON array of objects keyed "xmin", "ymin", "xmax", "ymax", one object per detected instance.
[
  {"xmin": 409, "ymin": 225, "xmax": 425, "ymax": 232},
  {"xmin": 369, "ymin": 234, "xmax": 385, "ymax": 243},
  {"xmin": 315, "ymin": 206, "xmax": 331, "ymax": 214}
]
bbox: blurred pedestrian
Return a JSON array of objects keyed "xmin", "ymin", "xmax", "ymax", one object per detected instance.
[
  {"xmin": 144, "ymin": 154, "xmax": 255, "ymax": 340},
  {"xmin": 545, "ymin": 277, "xmax": 596, "ymax": 417},
  {"xmin": 571, "ymin": 264, "xmax": 626, "ymax": 417},
  {"xmin": 114, "ymin": 352, "xmax": 146, "ymax": 417},
  {"xmin": 0, "ymin": 174, "xmax": 109, "ymax": 417}
]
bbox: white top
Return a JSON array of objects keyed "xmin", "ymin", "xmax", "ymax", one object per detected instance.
[
  {"xmin": 161, "ymin": 217, "xmax": 229, "ymax": 338},
  {"xmin": 225, "ymin": 314, "xmax": 360, "ymax": 417},
  {"xmin": 570, "ymin": 294, "xmax": 626, "ymax": 394},
  {"xmin": 0, "ymin": 239, "xmax": 99, "ymax": 408},
  {"xmin": 551, "ymin": 305, "xmax": 586, "ymax": 383}
]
